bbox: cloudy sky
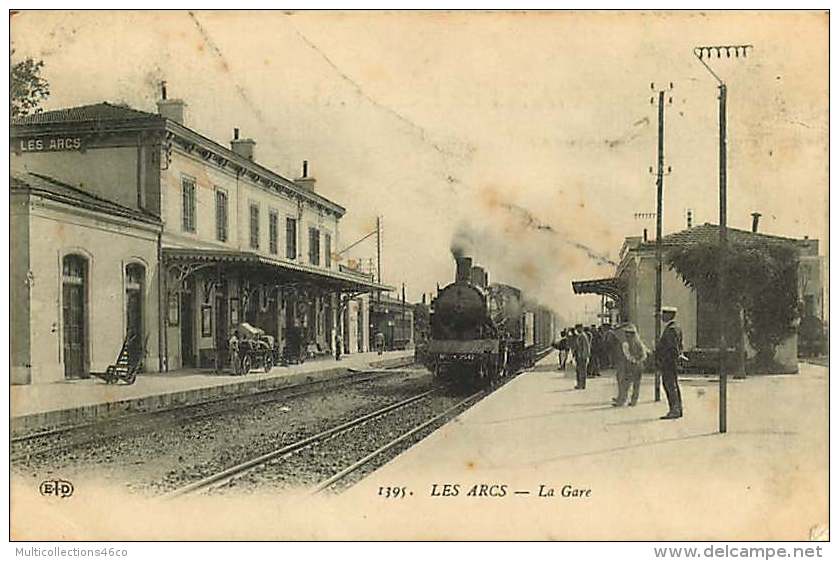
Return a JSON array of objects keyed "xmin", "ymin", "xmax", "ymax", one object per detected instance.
[{"xmin": 11, "ymin": 11, "xmax": 828, "ymax": 324}]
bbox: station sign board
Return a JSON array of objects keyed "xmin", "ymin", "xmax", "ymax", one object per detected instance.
[{"xmin": 12, "ymin": 136, "xmax": 84, "ymax": 153}]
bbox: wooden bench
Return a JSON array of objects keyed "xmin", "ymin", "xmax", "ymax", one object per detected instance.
[{"xmin": 90, "ymin": 334, "xmax": 143, "ymax": 385}]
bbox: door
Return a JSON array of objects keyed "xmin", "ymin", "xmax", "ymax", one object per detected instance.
[
  {"xmin": 215, "ymin": 291, "xmax": 228, "ymax": 370},
  {"xmin": 180, "ymin": 280, "xmax": 195, "ymax": 368},
  {"xmin": 62, "ymin": 255, "xmax": 87, "ymax": 379},
  {"xmin": 125, "ymin": 264, "xmax": 145, "ymax": 368}
]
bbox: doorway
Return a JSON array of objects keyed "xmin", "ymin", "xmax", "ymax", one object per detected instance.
[
  {"xmin": 125, "ymin": 264, "xmax": 145, "ymax": 368},
  {"xmin": 215, "ymin": 285, "xmax": 228, "ymax": 371},
  {"xmin": 62, "ymin": 255, "xmax": 87, "ymax": 379},
  {"xmin": 180, "ymin": 278, "xmax": 195, "ymax": 368}
]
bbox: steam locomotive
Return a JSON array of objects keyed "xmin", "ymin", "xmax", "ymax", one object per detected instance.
[{"xmin": 424, "ymin": 255, "xmax": 555, "ymax": 388}]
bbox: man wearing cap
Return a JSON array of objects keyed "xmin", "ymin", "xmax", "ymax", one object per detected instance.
[
  {"xmin": 656, "ymin": 306, "xmax": 684, "ymax": 419},
  {"xmin": 571, "ymin": 324, "xmax": 590, "ymax": 389}
]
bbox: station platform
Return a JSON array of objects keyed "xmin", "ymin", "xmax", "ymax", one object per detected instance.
[
  {"xmin": 344, "ymin": 352, "xmax": 828, "ymax": 540},
  {"xmin": 11, "ymin": 349, "xmax": 414, "ymax": 437}
]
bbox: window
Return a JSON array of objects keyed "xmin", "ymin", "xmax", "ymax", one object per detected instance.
[
  {"xmin": 182, "ymin": 178, "xmax": 196, "ymax": 232},
  {"xmin": 324, "ymin": 232, "xmax": 332, "ymax": 268},
  {"xmin": 215, "ymin": 190, "xmax": 228, "ymax": 242},
  {"xmin": 249, "ymin": 204, "xmax": 260, "ymax": 249},
  {"xmin": 309, "ymin": 227, "xmax": 320, "ymax": 266},
  {"xmin": 286, "ymin": 217, "xmax": 297, "ymax": 259},
  {"xmin": 269, "ymin": 211, "xmax": 279, "ymax": 255}
]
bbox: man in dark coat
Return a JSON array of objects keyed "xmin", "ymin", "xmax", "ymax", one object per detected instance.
[
  {"xmin": 571, "ymin": 324, "xmax": 590, "ymax": 389},
  {"xmin": 588, "ymin": 324, "xmax": 602, "ymax": 377},
  {"xmin": 655, "ymin": 306, "xmax": 684, "ymax": 419}
]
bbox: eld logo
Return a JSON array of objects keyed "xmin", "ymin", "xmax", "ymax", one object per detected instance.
[{"xmin": 39, "ymin": 479, "xmax": 74, "ymax": 498}]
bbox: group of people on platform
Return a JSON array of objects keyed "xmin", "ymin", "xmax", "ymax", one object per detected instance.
[{"xmin": 553, "ymin": 306, "xmax": 685, "ymax": 420}]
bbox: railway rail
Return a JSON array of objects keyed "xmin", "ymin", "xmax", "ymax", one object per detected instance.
[
  {"xmin": 310, "ymin": 391, "xmax": 482, "ymax": 494},
  {"xmin": 167, "ymin": 387, "xmax": 483, "ymax": 498},
  {"xmin": 11, "ymin": 366, "xmax": 413, "ymax": 463}
]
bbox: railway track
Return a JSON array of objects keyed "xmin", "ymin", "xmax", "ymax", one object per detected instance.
[
  {"xmin": 166, "ymin": 387, "xmax": 483, "ymax": 498},
  {"xmin": 11, "ymin": 366, "xmax": 415, "ymax": 463}
]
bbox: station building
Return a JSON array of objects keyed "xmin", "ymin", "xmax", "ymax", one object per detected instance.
[
  {"xmin": 573, "ymin": 222, "xmax": 823, "ymax": 373},
  {"xmin": 11, "ymin": 171, "xmax": 162, "ymax": 384},
  {"xmin": 11, "ymin": 98, "xmax": 390, "ymax": 384}
]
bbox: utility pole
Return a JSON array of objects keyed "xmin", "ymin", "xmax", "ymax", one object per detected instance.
[
  {"xmin": 376, "ymin": 215, "xmax": 383, "ymax": 285},
  {"xmin": 376, "ymin": 215, "xmax": 383, "ymax": 304},
  {"xmin": 694, "ymin": 44, "xmax": 752, "ymax": 434},
  {"xmin": 650, "ymin": 83, "xmax": 673, "ymax": 402},
  {"xmin": 718, "ymin": 82, "xmax": 728, "ymax": 433}
]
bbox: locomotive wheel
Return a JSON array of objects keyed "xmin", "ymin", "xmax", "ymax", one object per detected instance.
[
  {"xmin": 241, "ymin": 355, "xmax": 252, "ymax": 375},
  {"xmin": 263, "ymin": 353, "xmax": 274, "ymax": 373}
]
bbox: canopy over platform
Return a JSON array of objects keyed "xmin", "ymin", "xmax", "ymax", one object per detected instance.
[
  {"xmin": 163, "ymin": 247, "xmax": 393, "ymax": 294},
  {"xmin": 571, "ymin": 277, "xmax": 625, "ymax": 304}
]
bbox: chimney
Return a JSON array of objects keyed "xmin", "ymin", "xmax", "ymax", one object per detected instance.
[
  {"xmin": 751, "ymin": 212, "xmax": 762, "ymax": 233},
  {"xmin": 455, "ymin": 256, "xmax": 472, "ymax": 283},
  {"xmin": 157, "ymin": 97, "xmax": 187, "ymax": 125},
  {"xmin": 230, "ymin": 129, "xmax": 256, "ymax": 161},
  {"xmin": 471, "ymin": 266, "xmax": 486, "ymax": 288},
  {"xmin": 294, "ymin": 160, "xmax": 317, "ymax": 192},
  {"xmin": 686, "ymin": 208, "xmax": 693, "ymax": 229}
]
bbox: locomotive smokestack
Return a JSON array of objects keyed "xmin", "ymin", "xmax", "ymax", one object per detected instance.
[
  {"xmin": 455, "ymin": 256, "xmax": 472, "ymax": 283},
  {"xmin": 471, "ymin": 266, "xmax": 487, "ymax": 288}
]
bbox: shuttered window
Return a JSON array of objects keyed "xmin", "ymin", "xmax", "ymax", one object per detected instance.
[
  {"xmin": 286, "ymin": 218, "xmax": 297, "ymax": 259},
  {"xmin": 324, "ymin": 233, "xmax": 332, "ymax": 268},
  {"xmin": 182, "ymin": 178, "xmax": 196, "ymax": 232},
  {"xmin": 249, "ymin": 204, "xmax": 260, "ymax": 249},
  {"xmin": 215, "ymin": 190, "xmax": 228, "ymax": 242},
  {"xmin": 308, "ymin": 227, "xmax": 320, "ymax": 266},
  {"xmin": 269, "ymin": 211, "xmax": 279, "ymax": 255}
]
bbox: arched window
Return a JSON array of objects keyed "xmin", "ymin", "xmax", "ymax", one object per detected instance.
[
  {"xmin": 62, "ymin": 255, "xmax": 88, "ymax": 379},
  {"xmin": 125, "ymin": 263, "xmax": 146, "ymax": 367}
]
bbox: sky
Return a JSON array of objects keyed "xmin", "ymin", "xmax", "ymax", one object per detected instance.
[{"xmin": 10, "ymin": 10, "xmax": 828, "ymax": 325}]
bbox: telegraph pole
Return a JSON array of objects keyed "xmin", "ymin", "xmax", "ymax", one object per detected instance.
[
  {"xmin": 694, "ymin": 44, "xmax": 752, "ymax": 434},
  {"xmin": 718, "ymin": 82, "xmax": 728, "ymax": 433},
  {"xmin": 650, "ymin": 83, "xmax": 673, "ymax": 402},
  {"xmin": 376, "ymin": 215, "xmax": 383, "ymax": 285}
]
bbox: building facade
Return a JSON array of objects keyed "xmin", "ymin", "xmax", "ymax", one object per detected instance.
[
  {"xmin": 573, "ymin": 223, "xmax": 823, "ymax": 373},
  {"xmin": 11, "ymin": 99, "xmax": 389, "ymax": 384},
  {"xmin": 11, "ymin": 172, "xmax": 162, "ymax": 385}
]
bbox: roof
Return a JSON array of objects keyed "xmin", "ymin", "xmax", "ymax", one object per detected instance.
[
  {"xmin": 11, "ymin": 171, "xmax": 162, "ymax": 225},
  {"xmin": 372, "ymin": 294, "xmax": 414, "ymax": 310},
  {"xmin": 12, "ymin": 102, "xmax": 345, "ymax": 217},
  {"xmin": 571, "ymin": 277, "xmax": 626, "ymax": 303},
  {"xmin": 657, "ymin": 222, "xmax": 800, "ymax": 246},
  {"xmin": 11, "ymin": 102, "xmax": 159, "ymax": 125},
  {"xmin": 163, "ymin": 247, "xmax": 393, "ymax": 293}
]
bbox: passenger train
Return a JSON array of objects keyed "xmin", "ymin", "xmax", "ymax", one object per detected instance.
[{"xmin": 424, "ymin": 255, "xmax": 555, "ymax": 388}]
